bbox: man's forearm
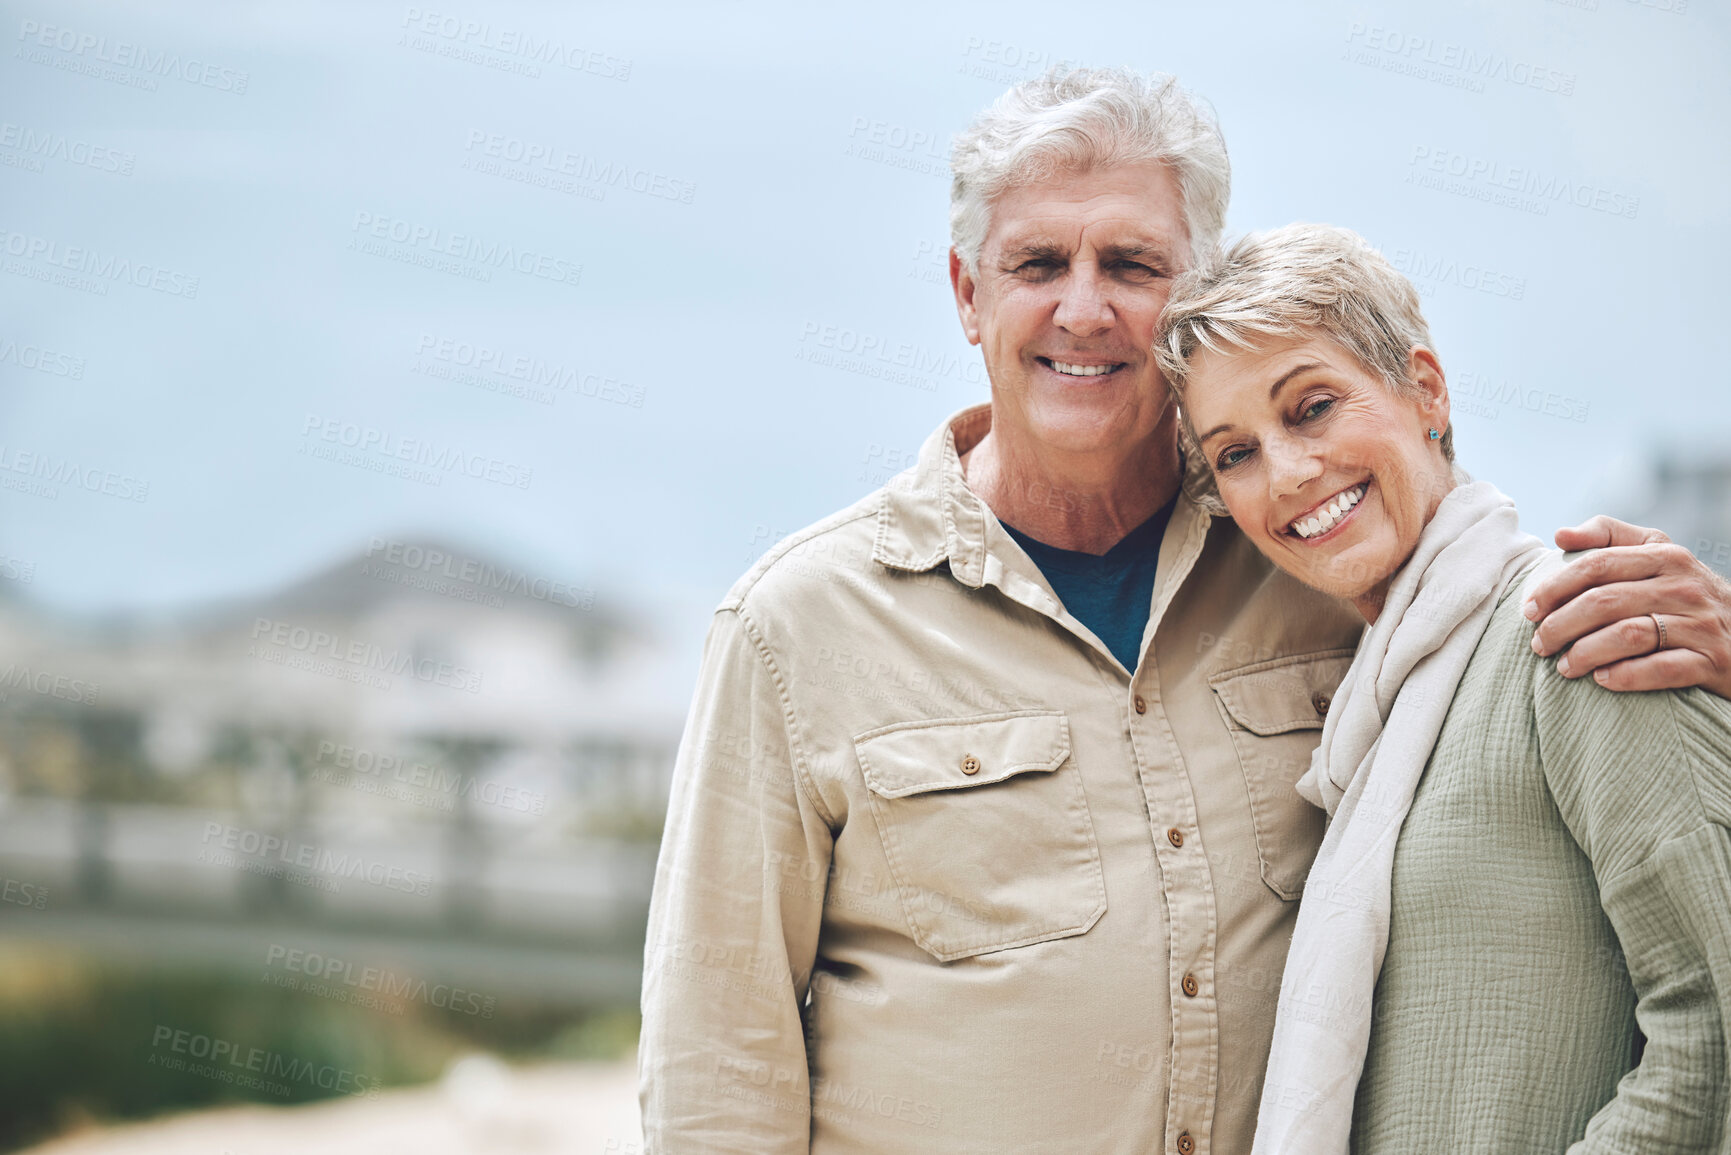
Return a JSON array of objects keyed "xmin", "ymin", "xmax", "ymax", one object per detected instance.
[{"xmin": 639, "ymin": 606, "xmax": 832, "ymax": 1151}]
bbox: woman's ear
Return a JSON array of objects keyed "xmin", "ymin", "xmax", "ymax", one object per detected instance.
[{"xmin": 1406, "ymin": 346, "xmax": 1449, "ymax": 434}]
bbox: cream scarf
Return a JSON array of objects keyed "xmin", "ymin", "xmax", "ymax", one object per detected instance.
[{"xmin": 1251, "ymin": 479, "xmax": 1549, "ymax": 1155}]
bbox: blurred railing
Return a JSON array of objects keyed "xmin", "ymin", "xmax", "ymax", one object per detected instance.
[{"xmin": 0, "ymin": 789, "xmax": 662, "ymax": 1005}]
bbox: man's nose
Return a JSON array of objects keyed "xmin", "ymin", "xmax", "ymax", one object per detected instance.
[{"xmin": 1052, "ymin": 266, "xmax": 1113, "ymax": 337}]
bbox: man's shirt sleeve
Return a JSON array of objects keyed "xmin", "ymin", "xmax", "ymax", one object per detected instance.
[{"xmin": 639, "ymin": 604, "xmax": 836, "ymax": 1153}]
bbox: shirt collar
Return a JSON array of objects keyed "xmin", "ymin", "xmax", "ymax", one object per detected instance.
[
  {"xmin": 872, "ymin": 403, "xmax": 1228, "ymax": 587},
  {"xmin": 872, "ymin": 404, "xmax": 994, "ymax": 587}
]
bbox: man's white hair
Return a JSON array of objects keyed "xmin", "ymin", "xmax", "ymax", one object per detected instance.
[{"xmin": 949, "ymin": 66, "xmax": 1231, "ymax": 271}]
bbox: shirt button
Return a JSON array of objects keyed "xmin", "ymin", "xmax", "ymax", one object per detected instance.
[
  {"xmin": 1182, "ymin": 973, "xmax": 1199, "ymax": 998},
  {"xmin": 960, "ymin": 754, "xmax": 981, "ymax": 775},
  {"xmin": 1312, "ymin": 691, "xmax": 1331, "ymax": 717},
  {"xmin": 1177, "ymin": 1131, "xmax": 1195, "ymax": 1155},
  {"xmin": 1134, "ymin": 695, "xmax": 1147, "ymax": 715},
  {"xmin": 1167, "ymin": 827, "xmax": 1185, "ymax": 849}
]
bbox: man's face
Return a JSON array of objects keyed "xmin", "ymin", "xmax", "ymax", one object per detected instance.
[{"xmin": 952, "ymin": 161, "xmax": 1188, "ymax": 458}]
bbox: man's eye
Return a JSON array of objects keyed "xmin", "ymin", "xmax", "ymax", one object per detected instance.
[
  {"xmin": 1216, "ymin": 446, "xmax": 1252, "ymax": 470},
  {"xmin": 1115, "ymin": 261, "xmax": 1161, "ymax": 279},
  {"xmin": 1300, "ymin": 398, "xmax": 1334, "ymax": 421},
  {"xmin": 1015, "ymin": 258, "xmax": 1057, "ymax": 274}
]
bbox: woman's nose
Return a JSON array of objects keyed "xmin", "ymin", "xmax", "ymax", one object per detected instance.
[{"xmin": 1265, "ymin": 435, "xmax": 1322, "ymax": 496}]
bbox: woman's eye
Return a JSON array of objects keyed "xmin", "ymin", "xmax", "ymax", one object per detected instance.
[
  {"xmin": 1300, "ymin": 398, "xmax": 1334, "ymax": 421},
  {"xmin": 1216, "ymin": 446, "xmax": 1252, "ymax": 470}
]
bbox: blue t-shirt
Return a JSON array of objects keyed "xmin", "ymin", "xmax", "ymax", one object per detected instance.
[{"xmin": 1002, "ymin": 502, "xmax": 1174, "ymax": 673}]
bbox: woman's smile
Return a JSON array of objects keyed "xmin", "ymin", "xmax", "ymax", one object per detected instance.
[{"xmin": 1284, "ymin": 480, "xmax": 1371, "ymax": 543}]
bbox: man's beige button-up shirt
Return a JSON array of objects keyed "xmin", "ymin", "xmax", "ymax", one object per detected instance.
[{"xmin": 640, "ymin": 405, "xmax": 1365, "ymax": 1154}]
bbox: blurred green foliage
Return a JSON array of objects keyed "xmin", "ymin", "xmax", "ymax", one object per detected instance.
[{"xmin": 0, "ymin": 948, "xmax": 639, "ymax": 1152}]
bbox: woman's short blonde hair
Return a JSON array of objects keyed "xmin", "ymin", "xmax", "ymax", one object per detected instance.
[{"xmin": 1157, "ymin": 222, "xmax": 1453, "ymax": 461}]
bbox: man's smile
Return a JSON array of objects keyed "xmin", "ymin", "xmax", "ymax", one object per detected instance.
[{"xmin": 1036, "ymin": 356, "xmax": 1128, "ymax": 378}]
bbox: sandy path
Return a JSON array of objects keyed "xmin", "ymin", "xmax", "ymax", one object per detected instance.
[{"xmin": 20, "ymin": 1055, "xmax": 644, "ymax": 1155}]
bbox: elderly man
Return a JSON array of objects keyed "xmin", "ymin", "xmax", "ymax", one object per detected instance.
[{"xmin": 639, "ymin": 68, "xmax": 1731, "ymax": 1154}]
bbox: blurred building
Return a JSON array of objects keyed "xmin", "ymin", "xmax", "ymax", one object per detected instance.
[
  {"xmin": 0, "ymin": 539, "xmax": 688, "ymax": 1001},
  {"xmin": 1618, "ymin": 452, "xmax": 1731, "ymax": 578}
]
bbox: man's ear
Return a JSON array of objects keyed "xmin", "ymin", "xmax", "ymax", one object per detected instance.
[
  {"xmin": 1406, "ymin": 346, "xmax": 1449, "ymax": 432},
  {"xmin": 951, "ymin": 248, "xmax": 982, "ymax": 346}
]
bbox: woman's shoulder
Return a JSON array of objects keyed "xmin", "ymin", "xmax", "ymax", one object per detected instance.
[
  {"xmin": 1472, "ymin": 549, "xmax": 1612, "ymax": 681},
  {"xmin": 1451, "ymin": 550, "xmax": 1561, "ymax": 688},
  {"xmin": 1496, "ymin": 552, "xmax": 1731, "ymax": 871}
]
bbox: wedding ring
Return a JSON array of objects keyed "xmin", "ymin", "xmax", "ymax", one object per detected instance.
[{"xmin": 1650, "ymin": 612, "xmax": 1669, "ymax": 652}]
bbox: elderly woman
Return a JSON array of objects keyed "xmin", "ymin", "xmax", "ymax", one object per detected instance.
[{"xmin": 1156, "ymin": 223, "xmax": 1731, "ymax": 1154}]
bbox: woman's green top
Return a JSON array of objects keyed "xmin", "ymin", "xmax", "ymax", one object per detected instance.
[{"xmin": 1353, "ymin": 562, "xmax": 1731, "ymax": 1153}]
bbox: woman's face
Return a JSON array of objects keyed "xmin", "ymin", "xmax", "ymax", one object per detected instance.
[{"xmin": 1183, "ymin": 334, "xmax": 1452, "ymax": 618}]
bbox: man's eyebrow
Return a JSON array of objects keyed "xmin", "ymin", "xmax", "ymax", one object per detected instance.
[
  {"xmin": 1194, "ymin": 363, "xmax": 1325, "ymax": 445},
  {"xmin": 1101, "ymin": 240, "xmax": 1179, "ymax": 263},
  {"xmin": 999, "ymin": 239, "xmax": 1068, "ymax": 262}
]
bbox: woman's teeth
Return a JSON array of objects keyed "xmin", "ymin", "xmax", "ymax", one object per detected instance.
[
  {"xmin": 1292, "ymin": 483, "xmax": 1367, "ymax": 540},
  {"xmin": 1049, "ymin": 360, "xmax": 1117, "ymax": 377}
]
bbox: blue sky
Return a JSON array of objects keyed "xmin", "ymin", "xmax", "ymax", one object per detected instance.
[{"xmin": 3, "ymin": 0, "xmax": 1726, "ymax": 662}]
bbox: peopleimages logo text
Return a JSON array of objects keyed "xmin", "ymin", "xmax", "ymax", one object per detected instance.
[
  {"xmin": 0, "ymin": 123, "xmax": 134, "ymax": 174},
  {"xmin": 0, "ymin": 229, "xmax": 199, "ymax": 296},
  {"xmin": 1407, "ymin": 146, "xmax": 1639, "ymax": 219},
  {"xmin": 16, "ymin": 19, "xmax": 250, "ymax": 93},
  {"xmin": 399, "ymin": 8, "xmax": 631, "ymax": 79},
  {"xmin": 1345, "ymin": 23, "xmax": 1576, "ymax": 94},
  {"xmin": 0, "ymin": 444, "xmax": 148, "ymax": 501},
  {"xmin": 0, "ymin": 337, "xmax": 85, "ymax": 378},
  {"xmin": 200, "ymin": 821, "xmax": 434, "ymax": 895},
  {"xmin": 464, "ymin": 131, "xmax": 695, "ymax": 204},
  {"xmin": 264, "ymin": 945, "xmax": 497, "ymax": 1017},
  {"xmin": 0, "ymin": 663, "xmax": 99, "ymax": 705},
  {"xmin": 350, "ymin": 212, "xmax": 581, "ymax": 286},
  {"xmin": 301, "ymin": 415, "xmax": 533, "ymax": 490},
  {"xmin": 414, "ymin": 335, "xmax": 645, "ymax": 408},
  {"xmin": 365, "ymin": 538, "xmax": 591, "ymax": 609},
  {"xmin": 149, "ymin": 1026, "xmax": 380, "ymax": 1098},
  {"xmin": 249, "ymin": 616, "xmax": 484, "ymax": 694}
]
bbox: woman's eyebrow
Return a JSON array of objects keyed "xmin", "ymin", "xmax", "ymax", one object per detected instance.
[
  {"xmin": 1194, "ymin": 362, "xmax": 1326, "ymax": 443},
  {"xmin": 1269, "ymin": 362, "xmax": 1323, "ymax": 399}
]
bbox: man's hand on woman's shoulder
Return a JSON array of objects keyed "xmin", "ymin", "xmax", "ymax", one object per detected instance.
[{"xmin": 1525, "ymin": 515, "xmax": 1731, "ymax": 700}]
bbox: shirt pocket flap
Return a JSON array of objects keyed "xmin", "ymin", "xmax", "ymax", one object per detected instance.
[
  {"xmin": 855, "ymin": 710, "xmax": 1072, "ymax": 798},
  {"xmin": 1208, "ymin": 649, "xmax": 1358, "ymax": 736}
]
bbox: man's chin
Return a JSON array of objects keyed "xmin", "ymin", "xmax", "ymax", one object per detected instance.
[
  {"xmin": 1017, "ymin": 396, "xmax": 1164, "ymax": 455},
  {"xmin": 1023, "ymin": 423, "xmax": 1143, "ymax": 458}
]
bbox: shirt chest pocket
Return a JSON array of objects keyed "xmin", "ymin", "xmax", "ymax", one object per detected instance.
[
  {"xmin": 854, "ymin": 710, "xmax": 1107, "ymax": 963},
  {"xmin": 1209, "ymin": 649, "xmax": 1356, "ymax": 901}
]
